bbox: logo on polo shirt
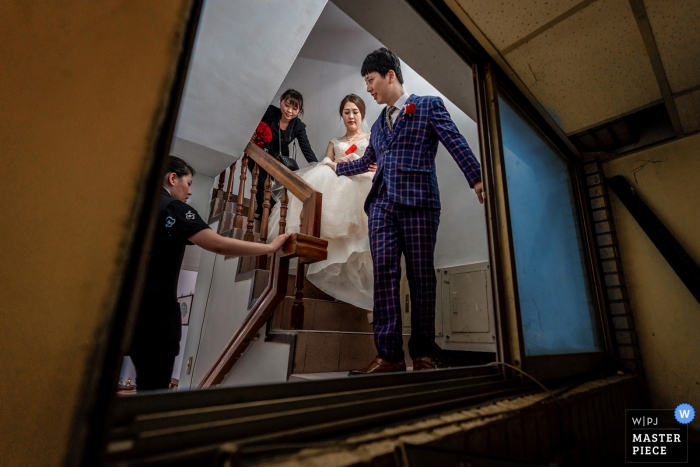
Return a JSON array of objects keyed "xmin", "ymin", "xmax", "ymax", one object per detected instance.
[
  {"xmin": 185, "ymin": 210, "xmax": 195, "ymax": 220},
  {"xmin": 165, "ymin": 216, "xmax": 176, "ymax": 228}
]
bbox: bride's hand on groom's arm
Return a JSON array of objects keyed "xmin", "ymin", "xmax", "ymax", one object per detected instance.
[
  {"xmin": 331, "ymin": 157, "xmax": 349, "ymax": 173},
  {"xmin": 368, "ymin": 163, "xmax": 377, "ymax": 173}
]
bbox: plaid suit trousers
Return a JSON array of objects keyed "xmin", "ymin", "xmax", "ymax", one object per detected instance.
[{"xmin": 368, "ymin": 196, "xmax": 440, "ymax": 361}]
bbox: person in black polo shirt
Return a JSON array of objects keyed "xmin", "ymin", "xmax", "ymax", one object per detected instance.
[{"xmin": 129, "ymin": 156, "xmax": 290, "ymax": 390}]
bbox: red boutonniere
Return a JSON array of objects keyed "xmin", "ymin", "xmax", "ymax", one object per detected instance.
[
  {"xmin": 252, "ymin": 121, "xmax": 273, "ymax": 147},
  {"xmin": 404, "ymin": 102, "xmax": 417, "ymax": 117}
]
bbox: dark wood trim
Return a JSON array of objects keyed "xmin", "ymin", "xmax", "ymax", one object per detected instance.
[
  {"xmin": 472, "ymin": 62, "xmax": 511, "ymax": 370},
  {"xmin": 482, "ymin": 63, "xmax": 525, "ymax": 369},
  {"xmin": 66, "ymin": 2, "xmax": 205, "ymax": 467}
]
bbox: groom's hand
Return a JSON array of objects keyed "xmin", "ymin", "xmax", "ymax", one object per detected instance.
[{"xmin": 474, "ymin": 181, "xmax": 484, "ymax": 204}]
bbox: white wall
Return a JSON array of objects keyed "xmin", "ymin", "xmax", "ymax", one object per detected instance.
[
  {"xmin": 172, "ymin": 0, "xmax": 328, "ymax": 176},
  {"xmin": 270, "ymin": 2, "xmax": 488, "ymax": 267}
]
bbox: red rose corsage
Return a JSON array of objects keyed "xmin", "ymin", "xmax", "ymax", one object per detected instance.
[
  {"xmin": 252, "ymin": 122, "xmax": 273, "ymax": 147},
  {"xmin": 404, "ymin": 102, "xmax": 417, "ymax": 117}
]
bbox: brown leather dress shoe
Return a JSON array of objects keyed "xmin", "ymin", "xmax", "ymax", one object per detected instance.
[
  {"xmin": 412, "ymin": 356, "xmax": 436, "ymax": 371},
  {"xmin": 348, "ymin": 357, "xmax": 406, "ymax": 375}
]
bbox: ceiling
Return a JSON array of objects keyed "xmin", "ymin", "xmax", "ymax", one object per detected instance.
[{"xmin": 445, "ymin": 0, "xmax": 700, "ymax": 151}]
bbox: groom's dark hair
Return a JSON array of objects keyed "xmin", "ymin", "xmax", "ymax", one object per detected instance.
[{"xmin": 361, "ymin": 48, "xmax": 404, "ymax": 85}]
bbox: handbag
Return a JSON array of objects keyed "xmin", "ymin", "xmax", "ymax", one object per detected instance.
[{"xmin": 274, "ymin": 124, "xmax": 299, "ymax": 172}]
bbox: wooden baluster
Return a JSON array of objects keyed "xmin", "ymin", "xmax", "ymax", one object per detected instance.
[
  {"xmin": 234, "ymin": 154, "xmax": 248, "ymax": 234},
  {"xmin": 290, "ymin": 203, "xmax": 305, "ymax": 328},
  {"xmin": 209, "ymin": 170, "xmax": 226, "ymax": 221},
  {"xmin": 244, "ymin": 164, "xmax": 259, "ymax": 242},
  {"xmin": 225, "ymin": 162, "xmax": 236, "ymax": 202},
  {"xmin": 259, "ymin": 174, "xmax": 272, "ymax": 244},
  {"xmin": 219, "ymin": 162, "xmax": 236, "ymax": 232},
  {"xmin": 290, "ymin": 264, "xmax": 306, "ymax": 330},
  {"xmin": 257, "ymin": 174, "xmax": 272, "ymax": 270},
  {"xmin": 213, "ymin": 170, "xmax": 225, "ymax": 200},
  {"xmin": 278, "ymin": 188, "xmax": 288, "ymax": 236}
]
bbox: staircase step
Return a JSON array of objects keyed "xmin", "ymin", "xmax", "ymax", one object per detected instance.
[
  {"xmin": 289, "ymin": 371, "xmax": 351, "ymax": 381},
  {"xmin": 270, "ymin": 297, "xmax": 372, "ymax": 333},
  {"xmin": 285, "ymin": 274, "xmax": 336, "ymax": 301},
  {"xmin": 289, "ymin": 366, "xmax": 425, "ymax": 381},
  {"xmin": 287, "ymin": 331, "xmax": 413, "ymax": 374}
]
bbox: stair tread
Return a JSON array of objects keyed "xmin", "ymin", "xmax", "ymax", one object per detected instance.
[
  {"xmin": 289, "ymin": 368, "xmax": 418, "ymax": 381},
  {"xmin": 270, "ymin": 296, "xmax": 373, "ymax": 333}
]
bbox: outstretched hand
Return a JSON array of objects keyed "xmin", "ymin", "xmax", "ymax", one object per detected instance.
[
  {"xmin": 268, "ymin": 232, "xmax": 292, "ymax": 253},
  {"xmin": 473, "ymin": 181, "xmax": 484, "ymax": 204}
]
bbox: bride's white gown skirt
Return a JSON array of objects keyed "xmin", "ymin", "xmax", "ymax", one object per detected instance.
[{"xmin": 268, "ymin": 156, "xmax": 374, "ymax": 311}]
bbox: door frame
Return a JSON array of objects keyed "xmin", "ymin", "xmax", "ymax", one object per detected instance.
[{"xmin": 78, "ymin": 1, "xmax": 617, "ymax": 464}]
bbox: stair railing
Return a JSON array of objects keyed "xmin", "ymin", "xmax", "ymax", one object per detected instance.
[{"xmin": 198, "ymin": 141, "xmax": 327, "ymax": 388}]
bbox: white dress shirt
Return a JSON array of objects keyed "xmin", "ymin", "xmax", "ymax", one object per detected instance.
[{"xmin": 388, "ymin": 92, "xmax": 410, "ymax": 124}]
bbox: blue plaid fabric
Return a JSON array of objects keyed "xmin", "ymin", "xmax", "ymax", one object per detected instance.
[
  {"xmin": 369, "ymin": 197, "xmax": 440, "ymax": 361},
  {"xmin": 336, "ymin": 94, "xmax": 481, "ymax": 212},
  {"xmin": 337, "ymin": 94, "xmax": 481, "ymax": 362}
]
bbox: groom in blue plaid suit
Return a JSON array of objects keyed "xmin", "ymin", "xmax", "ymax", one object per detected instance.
[{"xmin": 335, "ymin": 48, "xmax": 483, "ymax": 374}]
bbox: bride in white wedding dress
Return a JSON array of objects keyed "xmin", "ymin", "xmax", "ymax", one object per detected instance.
[{"xmin": 267, "ymin": 94, "xmax": 375, "ymax": 310}]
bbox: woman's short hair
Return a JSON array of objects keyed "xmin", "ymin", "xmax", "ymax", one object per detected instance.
[
  {"xmin": 339, "ymin": 94, "xmax": 366, "ymax": 119},
  {"xmin": 361, "ymin": 47, "xmax": 403, "ymax": 85},
  {"xmin": 166, "ymin": 156, "xmax": 195, "ymax": 178},
  {"xmin": 280, "ymin": 89, "xmax": 304, "ymax": 115}
]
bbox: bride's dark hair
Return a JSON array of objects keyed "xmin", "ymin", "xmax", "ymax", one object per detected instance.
[{"xmin": 339, "ymin": 94, "xmax": 366, "ymax": 119}]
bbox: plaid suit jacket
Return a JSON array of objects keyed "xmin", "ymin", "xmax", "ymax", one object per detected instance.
[{"xmin": 336, "ymin": 94, "xmax": 481, "ymax": 212}]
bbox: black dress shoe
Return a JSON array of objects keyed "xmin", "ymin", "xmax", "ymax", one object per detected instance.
[
  {"xmin": 348, "ymin": 357, "xmax": 406, "ymax": 375},
  {"xmin": 412, "ymin": 356, "xmax": 436, "ymax": 371}
]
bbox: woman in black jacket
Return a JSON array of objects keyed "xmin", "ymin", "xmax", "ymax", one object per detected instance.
[{"xmin": 255, "ymin": 89, "xmax": 317, "ymax": 216}]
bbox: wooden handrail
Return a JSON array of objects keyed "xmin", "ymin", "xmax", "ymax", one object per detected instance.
[
  {"xmin": 244, "ymin": 142, "xmax": 322, "ymax": 238},
  {"xmin": 198, "ymin": 141, "xmax": 327, "ymax": 388}
]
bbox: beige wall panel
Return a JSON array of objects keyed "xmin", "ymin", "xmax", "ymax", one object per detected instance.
[
  {"xmin": 644, "ymin": 0, "xmax": 700, "ymax": 94},
  {"xmin": 505, "ymin": 0, "xmax": 660, "ymax": 133},
  {"xmin": 675, "ymin": 90, "xmax": 700, "ymax": 135},
  {"xmin": 454, "ymin": 0, "xmax": 581, "ymax": 50},
  {"xmin": 0, "ymin": 1, "xmax": 191, "ymax": 466},
  {"xmin": 603, "ymin": 134, "xmax": 700, "ymax": 429}
]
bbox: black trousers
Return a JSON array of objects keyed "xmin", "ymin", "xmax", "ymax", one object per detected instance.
[{"xmin": 131, "ymin": 350, "xmax": 176, "ymax": 391}]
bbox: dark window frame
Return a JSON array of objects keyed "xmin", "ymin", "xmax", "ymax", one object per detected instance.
[{"xmin": 74, "ymin": 1, "xmax": 614, "ymax": 465}]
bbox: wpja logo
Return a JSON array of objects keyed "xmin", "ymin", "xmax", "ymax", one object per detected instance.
[{"xmin": 626, "ymin": 405, "xmax": 693, "ymax": 463}]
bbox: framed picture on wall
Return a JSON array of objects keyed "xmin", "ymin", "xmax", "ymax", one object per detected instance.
[{"xmin": 177, "ymin": 294, "xmax": 193, "ymax": 326}]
